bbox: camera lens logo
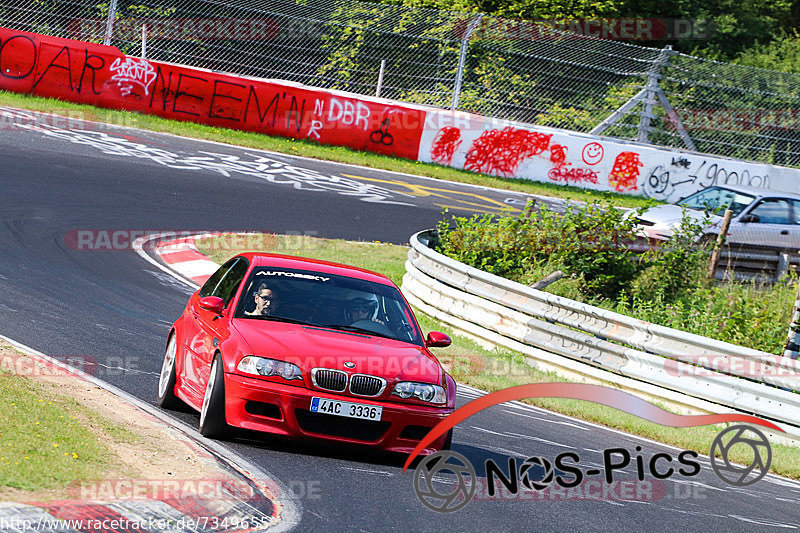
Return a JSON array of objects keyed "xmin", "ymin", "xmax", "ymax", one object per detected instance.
[
  {"xmin": 413, "ymin": 451, "xmax": 476, "ymax": 513},
  {"xmin": 710, "ymin": 425, "xmax": 772, "ymax": 487},
  {"xmin": 519, "ymin": 456, "xmax": 554, "ymax": 491}
]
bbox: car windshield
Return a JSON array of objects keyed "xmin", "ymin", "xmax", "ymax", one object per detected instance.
[
  {"xmin": 678, "ymin": 186, "xmax": 755, "ymax": 216},
  {"xmin": 235, "ymin": 266, "xmax": 423, "ymax": 345}
]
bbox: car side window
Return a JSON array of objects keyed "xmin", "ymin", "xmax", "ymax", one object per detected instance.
[
  {"xmin": 749, "ymin": 199, "xmax": 792, "ymax": 225},
  {"xmin": 199, "ymin": 258, "xmax": 238, "ymax": 298},
  {"xmin": 792, "ymin": 201, "xmax": 800, "ymax": 224},
  {"xmin": 215, "ymin": 258, "xmax": 250, "ymax": 306}
]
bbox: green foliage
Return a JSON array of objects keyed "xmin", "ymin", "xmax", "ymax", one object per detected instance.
[
  {"xmin": 735, "ymin": 31, "xmax": 800, "ymax": 74},
  {"xmin": 437, "ymin": 201, "xmax": 646, "ymax": 299},
  {"xmin": 436, "ymin": 202, "xmax": 795, "ymax": 353}
]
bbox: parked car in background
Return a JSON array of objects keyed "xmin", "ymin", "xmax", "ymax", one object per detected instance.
[{"xmin": 632, "ymin": 185, "xmax": 800, "ymax": 250}]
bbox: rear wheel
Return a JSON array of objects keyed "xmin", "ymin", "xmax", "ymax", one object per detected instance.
[
  {"xmin": 157, "ymin": 334, "xmax": 181, "ymax": 409},
  {"xmin": 199, "ymin": 354, "xmax": 228, "ymax": 438}
]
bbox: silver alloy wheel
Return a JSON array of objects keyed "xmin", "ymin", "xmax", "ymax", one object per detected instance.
[
  {"xmin": 200, "ymin": 359, "xmax": 218, "ymax": 427},
  {"xmin": 158, "ymin": 336, "xmax": 176, "ymax": 399}
]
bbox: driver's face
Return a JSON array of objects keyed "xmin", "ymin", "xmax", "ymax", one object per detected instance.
[{"xmin": 256, "ymin": 290, "xmax": 274, "ymax": 313}]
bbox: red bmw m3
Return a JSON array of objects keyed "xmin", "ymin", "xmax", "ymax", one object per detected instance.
[{"xmin": 157, "ymin": 253, "xmax": 456, "ymax": 455}]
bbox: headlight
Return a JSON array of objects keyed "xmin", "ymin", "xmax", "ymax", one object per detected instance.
[
  {"xmin": 391, "ymin": 381, "xmax": 446, "ymax": 404},
  {"xmin": 237, "ymin": 356, "xmax": 303, "ymax": 381}
]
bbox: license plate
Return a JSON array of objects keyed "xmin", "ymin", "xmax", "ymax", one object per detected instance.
[{"xmin": 310, "ymin": 397, "xmax": 382, "ymax": 421}]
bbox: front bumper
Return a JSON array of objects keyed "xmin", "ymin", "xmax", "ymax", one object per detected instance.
[{"xmin": 224, "ymin": 373, "xmax": 453, "ymax": 455}]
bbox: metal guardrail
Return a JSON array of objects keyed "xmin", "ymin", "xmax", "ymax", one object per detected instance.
[
  {"xmin": 402, "ymin": 229, "xmax": 800, "ymax": 438},
  {"xmin": 716, "ymin": 248, "xmax": 798, "ymax": 282}
]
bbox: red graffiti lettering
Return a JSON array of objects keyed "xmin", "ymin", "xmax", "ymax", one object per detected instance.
[
  {"xmin": 464, "ymin": 127, "xmax": 552, "ymax": 176},
  {"xmin": 430, "ymin": 126, "xmax": 462, "ymax": 165},
  {"xmin": 608, "ymin": 151, "xmax": 642, "ymax": 191},
  {"xmin": 550, "ymin": 143, "xmax": 567, "ymax": 169},
  {"xmin": 548, "ymin": 166, "xmax": 598, "ymax": 184}
]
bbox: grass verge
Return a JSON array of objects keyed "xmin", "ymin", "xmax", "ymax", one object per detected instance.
[
  {"xmin": 196, "ymin": 233, "xmax": 800, "ymax": 479},
  {"xmin": 0, "ymin": 90, "xmax": 656, "ymax": 208},
  {"xmin": 0, "ymin": 345, "xmax": 114, "ymax": 492}
]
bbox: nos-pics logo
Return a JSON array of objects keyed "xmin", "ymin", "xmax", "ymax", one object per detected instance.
[
  {"xmin": 403, "ymin": 384, "xmax": 782, "ymax": 513},
  {"xmin": 413, "ymin": 425, "xmax": 772, "ymax": 513}
]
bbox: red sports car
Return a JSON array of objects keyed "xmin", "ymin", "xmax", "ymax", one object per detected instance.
[{"xmin": 157, "ymin": 253, "xmax": 456, "ymax": 455}]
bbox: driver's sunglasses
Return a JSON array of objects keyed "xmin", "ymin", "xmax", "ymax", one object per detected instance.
[
  {"xmin": 257, "ymin": 294, "xmax": 273, "ymax": 301},
  {"xmin": 352, "ymin": 304, "xmax": 373, "ymax": 312}
]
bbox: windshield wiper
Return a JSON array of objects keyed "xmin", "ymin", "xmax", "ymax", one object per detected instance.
[
  {"xmin": 317, "ymin": 324, "xmax": 395, "ymax": 340},
  {"xmin": 245, "ymin": 315, "xmax": 313, "ymax": 326}
]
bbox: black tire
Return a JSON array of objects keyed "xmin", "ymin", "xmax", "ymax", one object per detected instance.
[
  {"xmin": 157, "ymin": 334, "xmax": 181, "ymax": 409},
  {"xmin": 441, "ymin": 428, "xmax": 454, "ymax": 451},
  {"xmin": 199, "ymin": 353, "xmax": 228, "ymax": 438}
]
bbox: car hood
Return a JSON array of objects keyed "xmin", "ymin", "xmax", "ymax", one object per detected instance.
[
  {"xmin": 232, "ymin": 319, "xmax": 443, "ymax": 384},
  {"xmin": 637, "ymin": 204, "xmax": 720, "ymax": 228}
]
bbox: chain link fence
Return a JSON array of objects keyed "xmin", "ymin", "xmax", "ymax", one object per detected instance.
[{"xmin": 3, "ymin": 0, "xmax": 800, "ymax": 167}]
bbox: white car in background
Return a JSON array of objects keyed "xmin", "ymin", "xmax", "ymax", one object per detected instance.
[{"xmin": 633, "ymin": 185, "xmax": 800, "ymax": 250}]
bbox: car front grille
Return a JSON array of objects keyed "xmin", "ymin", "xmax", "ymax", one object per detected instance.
[
  {"xmin": 349, "ymin": 374, "xmax": 386, "ymax": 397},
  {"xmin": 312, "ymin": 368, "xmax": 347, "ymax": 392}
]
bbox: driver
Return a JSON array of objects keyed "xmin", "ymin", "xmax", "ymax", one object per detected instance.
[
  {"xmin": 246, "ymin": 283, "xmax": 278, "ymax": 316},
  {"xmin": 348, "ymin": 296, "xmax": 385, "ymax": 326}
]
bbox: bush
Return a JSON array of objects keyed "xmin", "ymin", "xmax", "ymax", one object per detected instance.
[{"xmin": 435, "ymin": 200, "xmax": 794, "ymax": 353}]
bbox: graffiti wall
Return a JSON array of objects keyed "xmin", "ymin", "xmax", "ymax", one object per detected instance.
[
  {"xmin": 3, "ymin": 25, "xmax": 800, "ymax": 201},
  {"xmin": 419, "ymin": 110, "xmax": 800, "ymax": 200},
  {"xmin": 0, "ymin": 27, "xmax": 425, "ymax": 160}
]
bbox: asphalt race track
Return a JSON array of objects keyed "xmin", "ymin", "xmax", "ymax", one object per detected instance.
[{"xmin": 1, "ymin": 109, "xmax": 799, "ymax": 532}]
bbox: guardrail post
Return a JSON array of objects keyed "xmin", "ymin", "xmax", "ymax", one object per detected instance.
[
  {"xmin": 784, "ymin": 278, "xmax": 800, "ymax": 360},
  {"xmin": 451, "ymin": 14, "xmax": 483, "ymax": 111},
  {"xmin": 103, "ymin": 0, "xmax": 118, "ymax": 46},
  {"xmin": 777, "ymin": 252, "xmax": 790, "ymax": 281}
]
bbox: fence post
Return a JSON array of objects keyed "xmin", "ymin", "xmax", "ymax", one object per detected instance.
[
  {"xmin": 141, "ymin": 24, "xmax": 147, "ymax": 60},
  {"xmin": 103, "ymin": 0, "xmax": 119, "ymax": 46},
  {"xmin": 451, "ymin": 13, "xmax": 484, "ymax": 111},
  {"xmin": 707, "ymin": 209, "xmax": 732, "ymax": 279},
  {"xmin": 638, "ymin": 45, "xmax": 676, "ymax": 143},
  {"xmin": 375, "ymin": 59, "xmax": 386, "ymax": 98}
]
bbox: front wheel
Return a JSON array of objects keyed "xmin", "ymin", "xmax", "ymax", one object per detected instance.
[
  {"xmin": 441, "ymin": 428, "xmax": 454, "ymax": 451},
  {"xmin": 199, "ymin": 354, "xmax": 229, "ymax": 438},
  {"xmin": 157, "ymin": 334, "xmax": 181, "ymax": 409}
]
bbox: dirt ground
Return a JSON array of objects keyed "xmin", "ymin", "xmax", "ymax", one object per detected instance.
[{"xmin": 0, "ymin": 342, "xmax": 233, "ymax": 502}]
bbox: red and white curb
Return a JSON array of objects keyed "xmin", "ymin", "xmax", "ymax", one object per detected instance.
[{"xmin": 153, "ymin": 233, "xmax": 223, "ymax": 287}]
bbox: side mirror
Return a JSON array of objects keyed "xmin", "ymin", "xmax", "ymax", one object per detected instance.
[
  {"xmin": 199, "ymin": 296, "xmax": 225, "ymax": 315},
  {"xmin": 740, "ymin": 214, "xmax": 759, "ymax": 223},
  {"xmin": 425, "ymin": 331, "xmax": 451, "ymax": 348}
]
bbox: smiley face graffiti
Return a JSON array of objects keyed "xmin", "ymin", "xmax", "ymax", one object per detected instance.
[{"xmin": 582, "ymin": 142, "xmax": 604, "ymax": 165}]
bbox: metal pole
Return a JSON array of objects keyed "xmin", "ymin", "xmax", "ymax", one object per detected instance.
[
  {"xmin": 141, "ymin": 24, "xmax": 147, "ymax": 60},
  {"xmin": 637, "ymin": 45, "xmax": 676, "ymax": 143},
  {"xmin": 707, "ymin": 209, "xmax": 732, "ymax": 279},
  {"xmin": 375, "ymin": 59, "xmax": 385, "ymax": 98},
  {"xmin": 103, "ymin": 0, "xmax": 118, "ymax": 46},
  {"xmin": 451, "ymin": 13, "xmax": 484, "ymax": 111},
  {"xmin": 784, "ymin": 265, "xmax": 800, "ymax": 360}
]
